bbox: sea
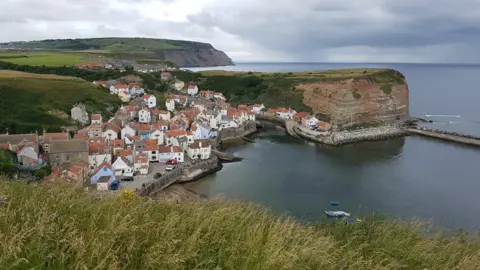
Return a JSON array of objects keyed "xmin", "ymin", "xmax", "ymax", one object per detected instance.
[{"xmin": 185, "ymin": 62, "xmax": 480, "ymax": 231}]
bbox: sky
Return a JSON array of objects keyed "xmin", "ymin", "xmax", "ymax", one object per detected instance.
[{"xmin": 1, "ymin": 0, "xmax": 480, "ymax": 63}]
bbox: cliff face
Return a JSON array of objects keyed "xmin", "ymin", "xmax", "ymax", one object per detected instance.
[
  {"xmin": 297, "ymin": 75, "xmax": 409, "ymax": 128},
  {"xmin": 157, "ymin": 49, "xmax": 234, "ymax": 67}
]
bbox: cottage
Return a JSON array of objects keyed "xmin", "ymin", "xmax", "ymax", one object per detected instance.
[
  {"xmin": 191, "ymin": 123, "xmax": 218, "ymax": 139},
  {"xmin": 150, "ymin": 127, "xmax": 164, "ymax": 145},
  {"xmin": 115, "ymin": 149, "xmax": 134, "ymax": 163},
  {"xmin": 218, "ymin": 115, "xmax": 238, "ymax": 130},
  {"xmin": 199, "ymin": 90, "xmax": 214, "ymax": 99},
  {"xmin": 17, "ymin": 145, "xmax": 39, "ymax": 167},
  {"xmin": 66, "ymin": 163, "xmax": 89, "ymax": 183},
  {"xmin": 302, "ymin": 115, "xmax": 320, "ymax": 128},
  {"xmin": 110, "ymin": 84, "xmax": 128, "ymax": 95},
  {"xmin": 276, "ymin": 108, "xmax": 296, "ymax": 119},
  {"xmin": 156, "ymin": 120, "xmax": 169, "ymax": 131},
  {"xmin": 187, "ymin": 139, "xmax": 212, "ymax": 160},
  {"xmin": 139, "ymin": 108, "xmax": 151, "ymax": 124},
  {"xmin": 158, "ymin": 146, "xmax": 184, "ymax": 163},
  {"xmin": 91, "ymin": 114, "xmax": 103, "ymax": 125},
  {"xmin": 88, "ymin": 143, "xmax": 112, "ymax": 171},
  {"xmin": 266, "ymin": 108, "xmax": 278, "ymax": 116},
  {"xmin": 187, "ymin": 83, "xmax": 199, "ymax": 96},
  {"xmin": 143, "ymin": 94, "xmax": 157, "ymax": 108},
  {"xmin": 166, "ymin": 98, "xmax": 175, "ymax": 112},
  {"xmin": 293, "ymin": 112, "xmax": 309, "ymax": 122},
  {"xmin": 109, "ymin": 139, "xmax": 125, "ymax": 154},
  {"xmin": 316, "ymin": 121, "xmax": 332, "ymax": 131},
  {"xmin": 49, "ymin": 139, "xmax": 89, "ymax": 167},
  {"xmin": 251, "ymin": 104, "xmax": 265, "ymax": 114},
  {"xmin": 214, "ymin": 92, "xmax": 227, "ymax": 101},
  {"xmin": 121, "ymin": 124, "xmax": 136, "ymax": 139},
  {"xmin": 158, "ymin": 110, "xmax": 170, "ymax": 121},
  {"xmin": 103, "ymin": 124, "xmax": 120, "ymax": 142},
  {"xmin": 133, "ymin": 153, "xmax": 149, "ymax": 173},
  {"xmin": 41, "ymin": 131, "xmax": 70, "ymax": 153},
  {"xmin": 164, "ymin": 130, "xmax": 188, "ymax": 146},
  {"xmin": 145, "ymin": 142, "xmax": 160, "ymax": 162},
  {"xmin": 161, "ymin": 72, "xmax": 173, "ymax": 81},
  {"xmin": 112, "ymin": 156, "xmax": 134, "ymax": 177},
  {"xmin": 90, "ymin": 162, "xmax": 116, "ymax": 184}
]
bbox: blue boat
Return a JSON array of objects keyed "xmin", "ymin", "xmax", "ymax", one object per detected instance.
[
  {"xmin": 330, "ymin": 201, "xmax": 339, "ymax": 206},
  {"xmin": 325, "ymin": 211, "xmax": 350, "ymax": 218}
]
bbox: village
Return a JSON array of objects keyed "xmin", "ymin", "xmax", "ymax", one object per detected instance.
[{"xmin": 0, "ymin": 71, "xmax": 332, "ymax": 193}]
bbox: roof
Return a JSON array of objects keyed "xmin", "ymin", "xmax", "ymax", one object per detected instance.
[
  {"xmin": 143, "ymin": 94, "xmax": 152, "ymax": 100},
  {"xmin": 43, "ymin": 132, "xmax": 69, "ymax": 142},
  {"xmin": 158, "ymin": 146, "xmax": 183, "ymax": 153},
  {"xmin": 158, "ymin": 110, "xmax": 169, "ymax": 115},
  {"xmin": 221, "ymin": 115, "xmax": 234, "ymax": 122},
  {"xmin": 113, "ymin": 83, "xmax": 128, "ymax": 89},
  {"xmin": 169, "ymin": 124, "xmax": 180, "ymax": 131},
  {"xmin": 165, "ymin": 130, "xmax": 187, "ymax": 137},
  {"xmin": 295, "ymin": 112, "xmax": 309, "ymax": 118},
  {"xmin": 145, "ymin": 144, "xmax": 158, "ymax": 151},
  {"xmin": 189, "ymin": 139, "xmax": 211, "ymax": 149},
  {"xmin": 91, "ymin": 114, "xmax": 102, "ymax": 121},
  {"xmin": 316, "ymin": 122, "xmax": 328, "ymax": 127},
  {"xmin": 267, "ymin": 108, "xmax": 278, "ymax": 113},
  {"xmin": 116, "ymin": 149, "xmax": 133, "ymax": 157},
  {"xmin": 117, "ymin": 156, "xmax": 133, "ymax": 167},
  {"xmin": 188, "ymin": 83, "xmax": 197, "ymax": 89},
  {"xmin": 88, "ymin": 143, "xmax": 109, "ymax": 155},
  {"xmin": 97, "ymin": 176, "xmax": 111, "ymax": 183},
  {"xmin": 104, "ymin": 123, "xmax": 121, "ymax": 133},
  {"xmin": 109, "ymin": 139, "xmax": 124, "ymax": 147},
  {"xmin": 50, "ymin": 139, "xmax": 88, "ymax": 154},
  {"xmin": 0, "ymin": 134, "xmax": 37, "ymax": 145}
]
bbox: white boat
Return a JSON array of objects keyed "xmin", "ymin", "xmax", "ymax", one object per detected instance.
[{"xmin": 325, "ymin": 211, "xmax": 351, "ymax": 217}]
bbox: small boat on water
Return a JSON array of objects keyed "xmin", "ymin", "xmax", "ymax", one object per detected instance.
[
  {"xmin": 330, "ymin": 201, "xmax": 339, "ymax": 206},
  {"xmin": 325, "ymin": 211, "xmax": 350, "ymax": 217}
]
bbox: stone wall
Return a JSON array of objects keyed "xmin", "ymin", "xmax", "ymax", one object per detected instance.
[
  {"xmin": 409, "ymin": 128, "xmax": 480, "ymax": 147},
  {"xmin": 219, "ymin": 121, "xmax": 257, "ymax": 143}
]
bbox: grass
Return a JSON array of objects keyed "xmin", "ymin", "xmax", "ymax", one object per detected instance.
[
  {"xmin": 380, "ymin": 84, "xmax": 393, "ymax": 95},
  {"xmin": 1, "ymin": 180, "xmax": 480, "ymax": 269},
  {"xmin": 0, "ymin": 70, "xmax": 121, "ymax": 133},
  {"xmin": 0, "ymin": 51, "xmax": 105, "ymax": 67},
  {"xmin": 352, "ymin": 91, "xmax": 362, "ymax": 99}
]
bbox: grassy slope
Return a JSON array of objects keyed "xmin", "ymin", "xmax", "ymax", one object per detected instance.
[
  {"xmin": 0, "ymin": 71, "xmax": 121, "ymax": 133},
  {"xmin": 0, "ymin": 51, "xmax": 106, "ymax": 67},
  {"xmin": 171, "ymin": 69, "xmax": 405, "ymax": 112},
  {"xmin": 1, "ymin": 181, "xmax": 479, "ymax": 269}
]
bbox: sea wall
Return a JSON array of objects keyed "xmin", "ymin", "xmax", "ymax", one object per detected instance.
[
  {"xmin": 218, "ymin": 121, "xmax": 257, "ymax": 143},
  {"xmin": 295, "ymin": 125, "xmax": 408, "ymax": 146},
  {"xmin": 409, "ymin": 128, "xmax": 480, "ymax": 147}
]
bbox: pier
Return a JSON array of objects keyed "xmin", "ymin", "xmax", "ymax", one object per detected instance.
[
  {"xmin": 408, "ymin": 127, "xmax": 480, "ymax": 147},
  {"xmin": 211, "ymin": 149, "xmax": 243, "ymax": 162}
]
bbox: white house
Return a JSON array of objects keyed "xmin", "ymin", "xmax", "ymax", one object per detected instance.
[
  {"xmin": 187, "ymin": 83, "xmax": 199, "ymax": 95},
  {"xmin": 121, "ymin": 125, "xmax": 136, "ymax": 139},
  {"xmin": 166, "ymin": 98, "xmax": 175, "ymax": 112},
  {"xmin": 112, "ymin": 156, "xmax": 134, "ymax": 177},
  {"xmin": 139, "ymin": 108, "xmax": 151, "ymax": 124},
  {"xmin": 276, "ymin": 108, "xmax": 296, "ymax": 119},
  {"xmin": 88, "ymin": 144, "xmax": 112, "ymax": 171},
  {"xmin": 133, "ymin": 153, "xmax": 149, "ymax": 173},
  {"xmin": 247, "ymin": 112, "xmax": 256, "ymax": 121},
  {"xmin": 143, "ymin": 94, "xmax": 156, "ymax": 108},
  {"xmin": 150, "ymin": 129, "xmax": 164, "ymax": 145},
  {"xmin": 251, "ymin": 104, "xmax": 265, "ymax": 113},
  {"xmin": 110, "ymin": 84, "xmax": 128, "ymax": 95},
  {"xmin": 145, "ymin": 144, "xmax": 160, "ymax": 162},
  {"xmin": 187, "ymin": 139, "xmax": 212, "ymax": 160},
  {"xmin": 214, "ymin": 92, "xmax": 227, "ymax": 101},
  {"xmin": 102, "ymin": 125, "xmax": 120, "ymax": 142},
  {"xmin": 218, "ymin": 115, "xmax": 239, "ymax": 130},
  {"xmin": 16, "ymin": 145, "xmax": 39, "ymax": 167},
  {"xmin": 158, "ymin": 146, "xmax": 184, "ymax": 163},
  {"xmin": 302, "ymin": 115, "xmax": 320, "ymax": 128},
  {"xmin": 164, "ymin": 130, "xmax": 188, "ymax": 146},
  {"xmin": 158, "ymin": 110, "xmax": 170, "ymax": 121}
]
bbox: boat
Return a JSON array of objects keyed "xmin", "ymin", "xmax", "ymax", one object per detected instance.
[
  {"xmin": 325, "ymin": 211, "xmax": 350, "ymax": 217},
  {"xmin": 330, "ymin": 201, "xmax": 339, "ymax": 206}
]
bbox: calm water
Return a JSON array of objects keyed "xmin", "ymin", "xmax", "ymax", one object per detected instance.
[{"xmin": 186, "ymin": 63, "xmax": 480, "ymax": 230}]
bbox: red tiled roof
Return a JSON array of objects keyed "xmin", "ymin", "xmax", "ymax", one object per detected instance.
[
  {"xmin": 144, "ymin": 139, "xmax": 157, "ymax": 145},
  {"xmin": 188, "ymin": 83, "xmax": 197, "ymax": 89},
  {"xmin": 105, "ymin": 123, "xmax": 121, "ymax": 133},
  {"xmin": 92, "ymin": 162, "xmax": 113, "ymax": 176},
  {"xmin": 143, "ymin": 94, "xmax": 152, "ymax": 100},
  {"xmin": 169, "ymin": 124, "xmax": 180, "ymax": 131},
  {"xmin": 316, "ymin": 122, "xmax": 327, "ymax": 127},
  {"xmin": 88, "ymin": 143, "xmax": 108, "ymax": 155},
  {"xmin": 91, "ymin": 114, "xmax": 102, "ymax": 121},
  {"xmin": 116, "ymin": 149, "xmax": 133, "ymax": 156},
  {"xmin": 165, "ymin": 130, "xmax": 187, "ymax": 137},
  {"xmin": 44, "ymin": 132, "xmax": 69, "ymax": 141},
  {"xmin": 145, "ymin": 144, "xmax": 157, "ymax": 151},
  {"xmin": 172, "ymin": 146, "xmax": 183, "ymax": 153},
  {"xmin": 158, "ymin": 110, "xmax": 168, "ymax": 115},
  {"xmin": 110, "ymin": 139, "xmax": 124, "ymax": 147},
  {"xmin": 189, "ymin": 139, "xmax": 211, "ymax": 149},
  {"xmin": 267, "ymin": 108, "xmax": 278, "ymax": 113},
  {"xmin": 295, "ymin": 112, "xmax": 309, "ymax": 118}
]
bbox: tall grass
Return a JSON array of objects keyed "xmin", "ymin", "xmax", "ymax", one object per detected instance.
[{"xmin": 1, "ymin": 180, "xmax": 480, "ymax": 269}]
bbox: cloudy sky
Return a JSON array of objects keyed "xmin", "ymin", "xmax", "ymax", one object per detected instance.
[{"xmin": 1, "ymin": 0, "xmax": 480, "ymax": 63}]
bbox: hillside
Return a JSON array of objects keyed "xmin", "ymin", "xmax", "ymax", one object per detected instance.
[
  {"xmin": 0, "ymin": 38, "xmax": 234, "ymax": 67},
  {"xmin": 0, "ymin": 71, "xmax": 122, "ymax": 133},
  {"xmin": 172, "ymin": 68, "xmax": 409, "ymax": 127},
  {"xmin": 0, "ymin": 180, "xmax": 479, "ymax": 269}
]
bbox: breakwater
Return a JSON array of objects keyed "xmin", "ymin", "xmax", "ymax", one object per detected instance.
[
  {"xmin": 295, "ymin": 125, "xmax": 408, "ymax": 146},
  {"xmin": 408, "ymin": 127, "xmax": 480, "ymax": 147},
  {"xmin": 218, "ymin": 121, "xmax": 257, "ymax": 143},
  {"xmin": 136, "ymin": 157, "xmax": 221, "ymax": 196}
]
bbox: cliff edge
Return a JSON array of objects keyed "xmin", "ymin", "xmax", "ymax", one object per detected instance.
[{"xmin": 296, "ymin": 69, "xmax": 409, "ymax": 128}]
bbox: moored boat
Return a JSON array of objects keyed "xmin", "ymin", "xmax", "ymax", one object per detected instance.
[{"xmin": 325, "ymin": 211, "xmax": 350, "ymax": 217}]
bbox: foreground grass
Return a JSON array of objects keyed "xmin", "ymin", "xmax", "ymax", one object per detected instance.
[
  {"xmin": 1, "ymin": 181, "xmax": 480, "ymax": 269},
  {"xmin": 0, "ymin": 51, "xmax": 104, "ymax": 66}
]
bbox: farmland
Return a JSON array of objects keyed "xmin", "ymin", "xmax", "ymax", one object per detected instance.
[{"xmin": 0, "ymin": 51, "xmax": 105, "ymax": 67}]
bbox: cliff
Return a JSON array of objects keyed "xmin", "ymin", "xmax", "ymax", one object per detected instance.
[
  {"xmin": 0, "ymin": 37, "xmax": 234, "ymax": 67},
  {"xmin": 296, "ymin": 69, "xmax": 409, "ymax": 128}
]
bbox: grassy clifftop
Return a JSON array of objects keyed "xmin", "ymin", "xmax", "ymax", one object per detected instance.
[
  {"xmin": 0, "ymin": 180, "xmax": 479, "ymax": 269},
  {"xmin": 172, "ymin": 68, "xmax": 406, "ymax": 112},
  {"xmin": 0, "ymin": 71, "xmax": 121, "ymax": 133}
]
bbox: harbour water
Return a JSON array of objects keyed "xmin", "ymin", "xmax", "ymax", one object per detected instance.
[{"xmin": 186, "ymin": 63, "xmax": 480, "ymax": 230}]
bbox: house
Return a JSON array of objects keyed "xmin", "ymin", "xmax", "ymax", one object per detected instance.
[
  {"xmin": 17, "ymin": 145, "xmax": 39, "ymax": 167},
  {"xmin": 302, "ymin": 115, "xmax": 320, "ymax": 128},
  {"xmin": 164, "ymin": 130, "xmax": 188, "ymax": 146},
  {"xmin": 214, "ymin": 92, "xmax": 227, "ymax": 101},
  {"xmin": 110, "ymin": 84, "xmax": 128, "ymax": 95},
  {"xmin": 158, "ymin": 146, "xmax": 184, "ymax": 163},
  {"xmin": 156, "ymin": 120, "xmax": 169, "ymax": 131},
  {"xmin": 41, "ymin": 131, "xmax": 70, "ymax": 153},
  {"xmin": 91, "ymin": 114, "xmax": 103, "ymax": 125},
  {"xmin": 266, "ymin": 108, "xmax": 278, "ymax": 116},
  {"xmin": 218, "ymin": 115, "xmax": 238, "ymax": 130},
  {"xmin": 90, "ymin": 162, "xmax": 116, "ymax": 184},
  {"xmin": 118, "ymin": 91, "xmax": 132, "ymax": 102},
  {"xmin": 0, "ymin": 134, "xmax": 38, "ymax": 152},
  {"xmin": 161, "ymin": 72, "xmax": 173, "ymax": 81},
  {"xmin": 293, "ymin": 112, "xmax": 309, "ymax": 123},
  {"xmin": 112, "ymin": 156, "xmax": 134, "ymax": 177},
  {"xmin": 121, "ymin": 124, "xmax": 136, "ymax": 139},
  {"xmin": 71, "ymin": 103, "xmax": 89, "ymax": 124},
  {"xmin": 247, "ymin": 112, "xmax": 256, "ymax": 121},
  {"xmin": 135, "ymin": 123, "xmax": 151, "ymax": 140},
  {"xmin": 88, "ymin": 143, "xmax": 112, "ymax": 171},
  {"xmin": 143, "ymin": 94, "xmax": 157, "ymax": 108},
  {"xmin": 145, "ymin": 141, "xmax": 160, "ymax": 162},
  {"xmin": 133, "ymin": 153, "xmax": 149, "ymax": 174},
  {"xmin": 316, "ymin": 121, "xmax": 332, "ymax": 131},
  {"xmin": 192, "ymin": 123, "xmax": 218, "ymax": 139},
  {"xmin": 96, "ymin": 176, "xmax": 113, "ymax": 191},
  {"xmin": 103, "ymin": 124, "xmax": 120, "ymax": 142},
  {"xmin": 252, "ymin": 104, "xmax": 265, "ymax": 113},
  {"xmin": 49, "ymin": 139, "xmax": 89, "ymax": 167},
  {"xmin": 158, "ymin": 110, "xmax": 170, "ymax": 121},
  {"xmin": 139, "ymin": 108, "xmax": 151, "ymax": 124},
  {"xmin": 115, "ymin": 149, "xmax": 134, "ymax": 163},
  {"xmin": 166, "ymin": 98, "xmax": 175, "ymax": 112},
  {"xmin": 187, "ymin": 139, "xmax": 212, "ymax": 160},
  {"xmin": 87, "ymin": 124, "xmax": 104, "ymax": 138},
  {"xmin": 276, "ymin": 108, "xmax": 296, "ymax": 119},
  {"xmin": 66, "ymin": 163, "xmax": 89, "ymax": 183},
  {"xmin": 150, "ymin": 127, "xmax": 164, "ymax": 145},
  {"xmin": 129, "ymin": 86, "xmax": 145, "ymax": 96},
  {"xmin": 199, "ymin": 90, "xmax": 214, "ymax": 99},
  {"xmin": 109, "ymin": 139, "xmax": 125, "ymax": 154},
  {"xmin": 187, "ymin": 83, "xmax": 199, "ymax": 95}
]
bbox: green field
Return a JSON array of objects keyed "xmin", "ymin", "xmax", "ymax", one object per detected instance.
[
  {"xmin": 0, "ymin": 70, "xmax": 121, "ymax": 133},
  {"xmin": 0, "ymin": 51, "xmax": 105, "ymax": 67},
  {"xmin": 0, "ymin": 180, "xmax": 479, "ymax": 269}
]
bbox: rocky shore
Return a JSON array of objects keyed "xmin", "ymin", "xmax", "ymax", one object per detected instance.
[{"xmin": 295, "ymin": 125, "xmax": 408, "ymax": 146}]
